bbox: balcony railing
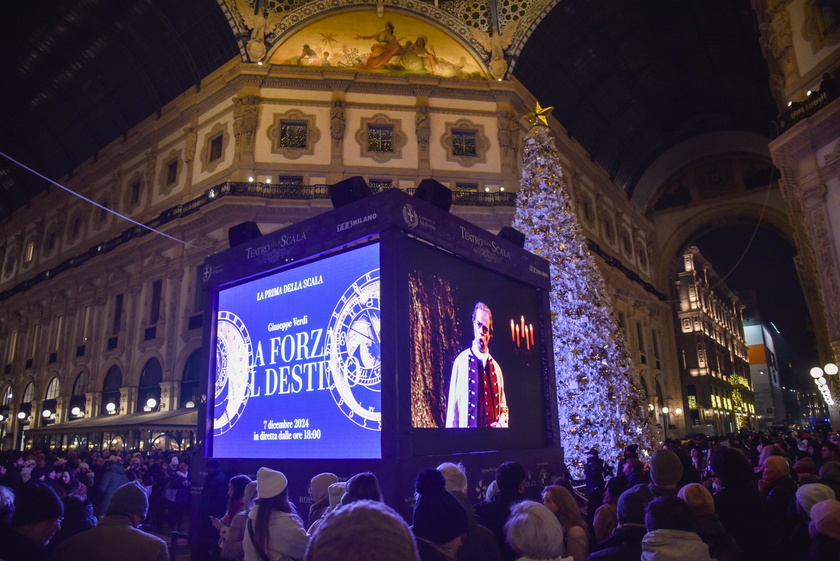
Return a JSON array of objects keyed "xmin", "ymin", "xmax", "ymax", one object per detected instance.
[
  {"xmin": 1, "ymin": 182, "xmax": 514, "ymax": 301},
  {"xmin": 775, "ymin": 86, "xmax": 839, "ymax": 135}
]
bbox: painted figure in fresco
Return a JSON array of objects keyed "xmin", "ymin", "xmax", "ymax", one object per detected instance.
[{"xmin": 357, "ymin": 21, "xmax": 404, "ymax": 69}]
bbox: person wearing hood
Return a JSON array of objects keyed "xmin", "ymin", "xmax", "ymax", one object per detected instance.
[
  {"xmin": 307, "ymin": 473, "xmax": 338, "ymax": 530},
  {"xmin": 640, "ymin": 496, "xmax": 711, "ymax": 561},
  {"xmin": 503, "ymin": 500, "xmax": 572, "ymax": 561},
  {"xmin": 51, "ymin": 481, "xmax": 167, "ymax": 561},
  {"xmin": 97, "ymin": 456, "xmax": 129, "ymax": 517}
]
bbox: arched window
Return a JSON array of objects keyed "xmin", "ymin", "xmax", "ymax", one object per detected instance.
[
  {"xmin": 137, "ymin": 358, "xmax": 162, "ymax": 412},
  {"xmin": 72, "ymin": 371, "xmax": 89, "ymax": 396},
  {"xmin": 101, "ymin": 366, "xmax": 122, "ymax": 415},
  {"xmin": 70, "ymin": 371, "xmax": 89, "ymax": 417},
  {"xmin": 45, "ymin": 377, "xmax": 60, "ymax": 400},
  {"xmin": 22, "ymin": 382, "xmax": 34, "ymax": 403},
  {"xmin": 180, "ymin": 349, "xmax": 202, "ymax": 408},
  {"xmin": 1, "ymin": 385, "xmax": 11, "ymax": 406}
]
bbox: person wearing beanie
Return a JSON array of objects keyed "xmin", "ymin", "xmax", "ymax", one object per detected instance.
[
  {"xmin": 245, "ymin": 467, "xmax": 309, "ymax": 561},
  {"xmin": 677, "ymin": 483, "xmax": 740, "ymax": 561},
  {"xmin": 807, "ymin": 499, "xmax": 840, "ymax": 560},
  {"xmin": 503, "ymin": 500, "xmax": 572, "ymax": 561},
  {"xmin": 307, "ymin": 472, "xmax": 338, "ymax": 530},
  {"xmin": 437, "ymin": 462, "xmax": 501, "ymax": 561},
  {"xmin": 641, "ymin": 495, "xmax": 711, "ymax": 561},
  {"xmin": 648, "ymin": 449, "xmax": 683, "ymax": 491},
  {"xmin": 412, "ymin": 468, "xmax": 469, "ymax": 561},
  {"xmin": 474, "ymin": 461, "xmax": 526, "ymax": 561},
  {"xmin": 305, "ymin": 499, "xmax": 420, "ymax": 561},
  {"xmin": 588, "ymin": 485, "xmax": 648, "ymax": 561},
  {"xmin": 50, "ymin": 481, "xmax": 167, "ymax": 561},
  {"xmin": 0, "ymin": 481, "xmax": 64, "ymax": 561}
]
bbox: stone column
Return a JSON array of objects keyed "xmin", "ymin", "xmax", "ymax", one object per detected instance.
[{"xmin": 160, "ymin": 381, "xmax": 179, "ymax": 412}]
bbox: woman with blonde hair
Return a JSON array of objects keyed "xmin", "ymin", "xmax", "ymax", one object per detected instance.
[{"xmin": 542, "ymin": 485, "xmax": 589, "ymax": 561}]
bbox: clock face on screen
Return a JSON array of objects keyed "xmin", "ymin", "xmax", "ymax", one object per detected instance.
[
  {"xmin": 213, "ymin": 311, "xmax": 253, "ymax": 435},
  {"xmin": 325, "ymin": 269, "xmax": 381, "ymax": 431}
]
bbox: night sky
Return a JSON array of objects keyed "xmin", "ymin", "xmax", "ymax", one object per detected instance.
[{"xmin": 694, "ymin": 224, "xmax": 819, "ymax": 389}]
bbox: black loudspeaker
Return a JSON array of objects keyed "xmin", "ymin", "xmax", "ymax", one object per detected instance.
[
  {"xmin": 498, "ymin": 226, "xmax": 526, "ymax": 248},
  {"xmin": 329, "ymin": 176, "xmax": 371, "ymax": 208},
  {"xmin": 414, "ymin": 178, "xmax": 452, "ymax": 212},
  {"xmin": 228, "ymin": 221, "xmax": 262, "ymax": 248}
]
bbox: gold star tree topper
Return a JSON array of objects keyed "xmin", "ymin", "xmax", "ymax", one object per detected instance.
[{"xmin": 524, "ymin": 101, "xmax": 554, "ymax": 127}]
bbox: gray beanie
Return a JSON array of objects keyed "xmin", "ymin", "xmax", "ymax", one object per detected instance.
[
  {"xmin": 649, "ymin": 449, "xmax": 683, "ymax": 487},
  {"xmin": 106, "ymin": 481, "xmax": 149, "ymax": 518}
]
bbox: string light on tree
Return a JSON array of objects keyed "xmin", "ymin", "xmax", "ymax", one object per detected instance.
[{"xmin": 512, "ymin": 102, "xmax": 660, "ymax": 476}]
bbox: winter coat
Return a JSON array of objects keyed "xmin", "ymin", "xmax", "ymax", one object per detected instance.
[
  {"xmin": 50, "ymin": 514, "xmax": 168, "ymax": 561},
  {"xmin": 587, "ymin": 524, "xmax": 646, "ymax": 561},
  {"xmin": 243, "ymin": 506, "xmax": 309, "ymax": 561},
  {"xmin": 98, "ymin": 464, "xmax": 129, "ymax": 514},
  {"xmin": 640, "ymin": 529, "xmax": 712, "ymax": 561},
  {"xmin": 692, "ymin": 513, "xmax": 741, "ymax": 561},
  {"xmin": 474, "ymin": 490, "xmax": 524, "ymax": 561}
]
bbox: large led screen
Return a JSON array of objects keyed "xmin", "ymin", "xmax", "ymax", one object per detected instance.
[
  {"xmin": 211, "ymin": 242, "xmax": 381, "ymax": 459},
  {"xmin": 408, "ymin": 240, "xmax": 547, "ymax": 453}
]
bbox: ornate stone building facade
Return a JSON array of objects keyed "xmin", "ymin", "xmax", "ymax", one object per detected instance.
[{"xmin": 0, "ymin": 47, "xmax": 674, "ymax": 448}]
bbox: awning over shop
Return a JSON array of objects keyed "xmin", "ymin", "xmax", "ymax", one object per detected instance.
[{"xmin": 24, "ymin": 407, "xmax": 199, "ymax": 436}]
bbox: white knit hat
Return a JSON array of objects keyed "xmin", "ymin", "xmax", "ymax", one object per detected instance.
[{"xmin": 258, "ymin": 467, "xmax": 288, "ymax": 499}]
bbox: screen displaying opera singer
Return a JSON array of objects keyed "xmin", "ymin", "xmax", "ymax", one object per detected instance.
[
  {"xmin": 408, "ymin": 239, "xmax": 547, "ymax": 452},
  {"xmin": 212, "ymin": 242, "xmax": 381, "ymax": 459}
]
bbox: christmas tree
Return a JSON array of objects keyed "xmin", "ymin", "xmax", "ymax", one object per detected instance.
[{"xmin": 512, "ymin": 103, "xmax": 660, "ymax": 477}]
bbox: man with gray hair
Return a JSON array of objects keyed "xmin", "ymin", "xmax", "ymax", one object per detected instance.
[{"xmin": 437, "ymin": 462, "xmax": 501, "ymax": 561}]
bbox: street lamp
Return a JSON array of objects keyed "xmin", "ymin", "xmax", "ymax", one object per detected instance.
[{"xmin": 661, "ymin": 406, "xmax": 670, "ymax": 440}]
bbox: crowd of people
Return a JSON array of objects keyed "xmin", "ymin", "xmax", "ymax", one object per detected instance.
[{"xmin": 1, "ymin": 429, "xmax": 840, "ymax": 560}]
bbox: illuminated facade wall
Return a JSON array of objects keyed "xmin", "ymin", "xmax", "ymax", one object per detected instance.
[{"xmin": 674, "ymin": 246, "xmax": 755, "ymax": 435}]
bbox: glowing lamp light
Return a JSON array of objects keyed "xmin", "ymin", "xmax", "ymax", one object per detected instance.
[
  {"xmin": 648, "ymin": 403, "xmax": 655, "ymax": 411},
  {"xmin": 485, "ymin": 187, "xmax": 490, "ymax": 192},
  {"xmin": 106, "ymin": 402, "xmax": 116, "ymax": 413},
  {"xmin": 811, "ymin": 367, "xmax": 825, "ymax": 378},
  {"xmin": 17, "ymin": 411, "xmax": 26, "ymax": 419},
  {"xmin": 825, "ymin": 363, "xmax": 839, "ymax": 376},
  {"xmin": 71, "ymin": 407, "xmax": 81, "ymax": 416},
  {"xmin": 661, "ymin": 406, "xmax": 670, "ymax": 414},
  {"xmin": 42, "ymin": 409, "xmax": 52, "ymax": 418},
  {"xmin": 266, "ymin": 178, "xmax": 271, "ymax": 184},
  {"xmin": 816, "ymin": 377, "xmax": 827, "ymax": 386},
  {"xmin": 674, "ymin": 408, "xmax": 683, "ymax": 415},
  {"xmin": 0, "ymin": 414, "xmax": 4, "ymax": 422},
  {"xmin": 248, "ymin": 176, "xmax": 254, "ymax": 182},
  {"xmin": 185, "ymin": 401, "xmax": 195, "ymax": 408},
  {"xmin": 146, "ymin": 398, "xmax": 157, "ymax": 409}
]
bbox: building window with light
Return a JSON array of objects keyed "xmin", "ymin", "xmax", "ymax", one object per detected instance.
[
  {"xmin": 367, "ymin": 125, "xmax": 393, "ymax": 153},
  {"xmin": 451, "ymin": 130, "xmax": 477, "ymax": 157},
  {"xmin": 23, "ymin": 241, "xmax": 35, "ymax": 264},
  {"xmin": 279, "ymin": 121, "xmax": 308, "ymax": 149}
]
